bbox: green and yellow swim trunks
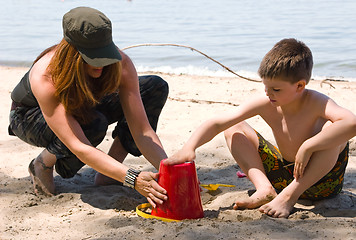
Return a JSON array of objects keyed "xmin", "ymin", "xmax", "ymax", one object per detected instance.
[{"xmin": 256, "ymin": 132, "xmax": 349, "ymax": 200}]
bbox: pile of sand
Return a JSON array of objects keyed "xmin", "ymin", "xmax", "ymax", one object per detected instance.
[{"xmin": 1, "ymin": 66, "xmax": 355, "ymax": 239}]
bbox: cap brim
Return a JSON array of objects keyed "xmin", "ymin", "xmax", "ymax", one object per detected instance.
[{"xmin": 77, "ymin": 42, "xmax": 122, "ymax": 67}]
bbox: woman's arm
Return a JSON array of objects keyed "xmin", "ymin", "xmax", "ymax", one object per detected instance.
[
  {"xmin": 30, "ymin": 59, "xmax": 167, "ymax": 207},
  {"xmin": 32, "ymin": 71, "xmax": 129, "ymax": 180},
  {"xmin": 118, "ymin": 52, "xmax": 167, "ymax": 170}
]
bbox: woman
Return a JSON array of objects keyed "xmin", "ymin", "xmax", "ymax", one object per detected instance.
[{"xmin": 8, "ymin": 7, "xmax": 168, "ymax": 208}]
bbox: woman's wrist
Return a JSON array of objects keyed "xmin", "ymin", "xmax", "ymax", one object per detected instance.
[{"xmin": 123, "ymin": 168, "xmax": 141, "ymax": 189}]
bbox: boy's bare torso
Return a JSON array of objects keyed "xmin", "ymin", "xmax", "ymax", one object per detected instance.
[{"xmin": 259, "ymin": 89, "xmax": 327, "ymax": 162}]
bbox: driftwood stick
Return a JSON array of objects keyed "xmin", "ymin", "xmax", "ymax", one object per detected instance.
[
  {"xmin": 122, "ymin": 43, "xmax": 351, "ymax": 86},
  {"xmin": 122, "ymin": 43, "xmax": 261, "ymax": 83},
  {"xmin": 319, "ymin": 79, "xmax": 336, "ymax": 89},
  {"xmin": 168, "ymin": 96, "xmax": 240, "ymax": 106}
]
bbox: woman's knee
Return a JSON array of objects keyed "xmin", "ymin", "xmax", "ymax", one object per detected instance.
[
  {"xmin": 152, "ymin": 75, "xmax": 169, "ymax": 103},
  {"xmin": 151, "ymin": 75, "xmax": 169, "ymax": 90},
  {"xmin": 139, "ymin": 76, "xmax": 169, "ymax": 126},
  {"xmin": 82, "ymin": 111, "xmax": 109, "ymax": 147},
  {"xmin": 139, "ymin": 75, "xmax": 169, "ymax": 101},
  {"xmin": 142, "ymin": 75, "xmax": 168, "ymax": 88}
]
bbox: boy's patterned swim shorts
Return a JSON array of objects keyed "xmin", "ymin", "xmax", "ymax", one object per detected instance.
[{"xmin": 256, "ymin": 132, "xmax": 349, "ymax": 200}]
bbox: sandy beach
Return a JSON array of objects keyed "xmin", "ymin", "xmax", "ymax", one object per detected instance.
[{"xmin": 0, "ymin": 65, "xmax": 355, "ymax": 240}]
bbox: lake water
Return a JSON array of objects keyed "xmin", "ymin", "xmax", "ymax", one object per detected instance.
[{"xmin": 1, "ymin": 0, "xmax": 355, "ymax": 81}]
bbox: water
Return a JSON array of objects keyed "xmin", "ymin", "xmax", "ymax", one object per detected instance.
[{"xmin": 1, "ymin": 0, "xmax": 356, "ymax": 81}]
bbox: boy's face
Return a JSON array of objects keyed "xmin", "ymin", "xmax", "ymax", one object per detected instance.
[{"xmin": 262, "ymin": 77, "xmax": 304, "ymax": 106}]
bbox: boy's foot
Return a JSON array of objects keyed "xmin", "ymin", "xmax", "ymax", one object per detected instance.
[
  {"xmin": 233, "ymin": 188, "xmax": 277, "ymax": 210},
  {"xmin": 28, "ymin": 159, "xmax": 55, "ymax": 197},
  {"xmin": 94, "ymin": 172, "xmax": 122, "ymax": 186},
  {"xmin": 258, "ymin": 193, "xmax": 295, "ymax": 218}
]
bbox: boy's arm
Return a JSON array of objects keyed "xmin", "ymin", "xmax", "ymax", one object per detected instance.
[
  {"xmin": 165, "ymin": 98, "xmax": 264, "ymax": 165},
  {"xmin": 294, "ymin": 98, "xmax": 356, "ymax": 179}
]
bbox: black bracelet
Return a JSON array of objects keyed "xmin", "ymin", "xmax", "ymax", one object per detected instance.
[{"xmin": 123, "ymin": 168, "xmax": 141, "ymax": 189}]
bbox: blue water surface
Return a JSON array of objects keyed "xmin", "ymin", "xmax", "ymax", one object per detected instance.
[{"xmin": 0, "ymin": 0, "xmax": 355, "ymax": 80}]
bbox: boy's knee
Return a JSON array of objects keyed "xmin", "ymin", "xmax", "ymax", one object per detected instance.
[
  {"xmin": 224, "ymin": 128, "xmax": 233, "ymax": 140},
  {"xmin": 224, "ymin": 122, "xmax": 258, "ymax": 147},
  {"xmin": 224, "ymin": 122, "xmax": 248, "ymax": 138},
  {"xmin": 224, "ymin": 124, "xmax": 242, "ymax": 144}
]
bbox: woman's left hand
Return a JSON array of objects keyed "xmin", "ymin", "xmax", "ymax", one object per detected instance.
[{"xmin": 135, "ymin": 171, "xmax": 167, "ymax": 208}]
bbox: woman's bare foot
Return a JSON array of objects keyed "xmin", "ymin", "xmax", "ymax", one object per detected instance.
[
  {"xmin": 258, "ymin": 193, "xmax": 296, "ymax": 218},
  {"xmin": 233, "ymin": 186, "xmax": 277, "ymax": 210},
  {"xmin": 28, "ymin": 159, "xmax": 55, "ymax": 197},
  {"xmin": 94, "ymin": 172, "xmax": 122, "ymax": 186}
]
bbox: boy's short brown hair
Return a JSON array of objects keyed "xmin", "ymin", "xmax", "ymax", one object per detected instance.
[{"xmin": 258, "ymin": 38, "xmax": 313, "ymax": 84}]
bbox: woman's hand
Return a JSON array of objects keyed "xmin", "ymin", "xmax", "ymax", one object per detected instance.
[{"xmin": 135, "ymin": 171, "xmax": 167, "ymax": 208}]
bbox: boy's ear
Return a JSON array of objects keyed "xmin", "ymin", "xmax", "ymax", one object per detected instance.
[{"xmin": 296, "ymin": 80, "xmax": 306, "ymax": 92}]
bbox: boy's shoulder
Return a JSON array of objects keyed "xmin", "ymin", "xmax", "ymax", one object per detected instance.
[
  {"xmin": 299, "ymin": 89, "xmax": 334, "ymax": 114},
  {"xmin": 303, "ymin": 89, "xmax": 330, "ymax": 103}
]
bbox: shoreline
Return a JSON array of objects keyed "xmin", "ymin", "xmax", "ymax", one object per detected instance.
[
  {"xmin": 1, "ymin": 65, "xmax": 355, "ymax": 239},
  {"xmin": 1, "ymin": 64, "xmax": 355, "ymax": 83}
]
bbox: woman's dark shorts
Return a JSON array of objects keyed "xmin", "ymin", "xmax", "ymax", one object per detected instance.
[
  {"xmin": 9, "ymin": 75, "xmax": 169, "ymax": 178},
  {"xmin": 256, "ymin": 132, "xmax": 349, "ymax": 200}
]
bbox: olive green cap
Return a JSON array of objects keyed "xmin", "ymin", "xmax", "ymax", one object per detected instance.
[{"xmin": 62, "ymin": 7, "xmax": 121, "ymax": 67}]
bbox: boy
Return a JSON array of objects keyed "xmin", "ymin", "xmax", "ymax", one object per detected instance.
[{"xmin": 165, "ymin": 38, "xmax": 356, "ymax": 218}]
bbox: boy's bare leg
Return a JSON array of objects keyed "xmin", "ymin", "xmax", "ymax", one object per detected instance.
[
  {"xmin": 224, "ymin": 122, "xmax": 277, "ymax": 209},
  {"xmin": 259, "ymin": 143, "xmax": 345, "ymax": 218},
  {"xmin": 94, "ymin": 137, "xmax": 128, "ymax": 185},
  {"xmin": 28, "ymin": 149, "xmax": 56, "ymax": 196}
]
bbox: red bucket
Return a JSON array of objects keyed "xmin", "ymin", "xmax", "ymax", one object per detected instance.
[{"xmin": 151, "ymin": 160, "xmax": 204, "ymax": 220}]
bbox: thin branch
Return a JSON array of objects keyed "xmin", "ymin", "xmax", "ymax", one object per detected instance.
[
  {"xmin": 169, "ymin": 96, "xmax": 240, "ymax": 106},
  {"xmin": 122, "ymin": 43, "xmax": 352, "ymax": 86},
  {"xmin": 122, "ymin": 43, "xmax": 261, "ymax": 82},
  {"xmin": 319, "ymin": 79, "xmax": 336, "ymax": 89}
]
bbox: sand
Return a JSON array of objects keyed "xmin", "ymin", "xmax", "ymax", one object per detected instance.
[{"xmin": 0, "ymin": 66, "xmax": 355, "ymax": 240}]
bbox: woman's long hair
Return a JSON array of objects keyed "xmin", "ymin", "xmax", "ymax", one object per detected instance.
[{"xmin": 36, "ymin": 39, "xmax": 121, "ymax": 124}]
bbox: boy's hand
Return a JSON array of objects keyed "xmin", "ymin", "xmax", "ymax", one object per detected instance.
[
  {"xmin": 294, "ymin": 145, "xmax": 312, "ymax": 180},
  {"xmin": 163, "ymin": 149, "xmax": 196, "ymax": 165}
]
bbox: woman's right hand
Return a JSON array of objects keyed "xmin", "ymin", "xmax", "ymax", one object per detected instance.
[{"xmin": 135, "ymin": 171, "xmax": 167, "ymax": 208}]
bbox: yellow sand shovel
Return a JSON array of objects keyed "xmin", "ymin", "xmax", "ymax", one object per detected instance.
[{"xmin": 200, "ymin": 183, "xmax": 235, "ymax": 191}]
